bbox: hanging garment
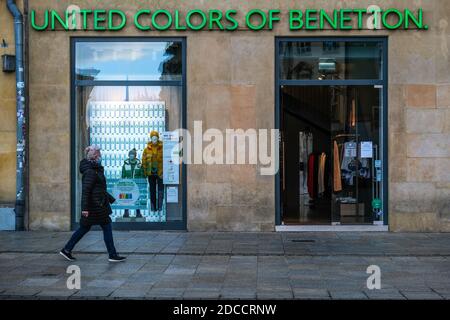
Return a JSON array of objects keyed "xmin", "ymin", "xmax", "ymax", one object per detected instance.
[
  {"xmin": 349, "ymin": 99, "xmax": 356, "ymax": 128},
  {"xmin": 299, "ymin": 132, "xmax": 307, "ymax": 196},
  {"xmin": 340, "ymin": 141, "xmax": 371, "ymax": 186},
  {"xmin": 318, "ymin": 153, "xmax": 327, "ymax": 196},
  {"xmin": 333, "ymin": 141, "xmax": 342, "ymax": 192},
  {"xmin": 307, "ymin": 153, "xmax": 315, "ymax": 199},
  {"xmin": 299, "ymin": 132, "xmax": 313, "ymax": 195},
  {"xmin": 358, "ymin": 162, "xmax": 371, "ymax": 179},
  {"xmin": 341, "ymin": 141, "xmax": 357, "ymax": 186},
  {"xmin": 307, "ymin": 134, "xmax": 313, "ymax": 156}
]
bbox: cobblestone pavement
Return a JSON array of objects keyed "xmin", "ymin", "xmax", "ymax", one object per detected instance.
[{"xmin": 0, "ymin": 231, "xmax": 449, "ymax": 300}]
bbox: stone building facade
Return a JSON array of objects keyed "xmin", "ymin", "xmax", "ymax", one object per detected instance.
[
  {"xmin": 0, "ymin": 0, "xmax": 21, "ymax": 205},
  {"xmin": 2, "ymin": 0, "xmax": 450, "ymax": 232}
]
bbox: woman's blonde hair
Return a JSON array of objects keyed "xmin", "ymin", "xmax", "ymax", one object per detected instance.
[{"xmin": 85, "ymin": 145, "xmax": 101, "ymax": 160}]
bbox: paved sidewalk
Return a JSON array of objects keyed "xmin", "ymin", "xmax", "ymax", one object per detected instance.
[{"xmin": 0, "ymin": 231, "xmax": 449, "ymax": 300}]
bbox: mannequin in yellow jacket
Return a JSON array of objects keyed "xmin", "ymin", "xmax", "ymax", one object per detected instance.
[{"xmin": 142, "ymin": 131, "xmax": 164, "ymax": 212}]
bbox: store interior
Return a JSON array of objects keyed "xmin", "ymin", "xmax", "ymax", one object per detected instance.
[{"xmin": 280, "ymin": 85, "xmax": 382, "ymax": 225}]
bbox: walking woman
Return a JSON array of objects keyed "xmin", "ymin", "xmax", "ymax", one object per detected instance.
[{"xmin": 60, "ymin": 146, "xmax": 126, "ymax": 262}]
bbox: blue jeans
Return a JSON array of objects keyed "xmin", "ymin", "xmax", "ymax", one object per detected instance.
[{"xmin": 64, "ymin": 223, "xmax": 117, "ymax": 257}]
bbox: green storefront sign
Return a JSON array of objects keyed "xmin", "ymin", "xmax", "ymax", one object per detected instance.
[{"xmin": 30, "ymin": 8, "xmax": 428, "ymax": 31}]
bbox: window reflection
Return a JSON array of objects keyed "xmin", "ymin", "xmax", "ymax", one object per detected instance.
[
  {"xmin": 75, "ymin": 41, "xmax": 182, "ymax": 81},
  {"xmin": 280, "ymin": 41, "xmax": 382, "ymax": 80}
]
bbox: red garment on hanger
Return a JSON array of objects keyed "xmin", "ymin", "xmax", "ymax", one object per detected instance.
[{"xmin": 307, "ymin": 153, "xmax": 315, "ymax": 198}]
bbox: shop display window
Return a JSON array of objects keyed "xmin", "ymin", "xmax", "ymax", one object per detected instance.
[{"xmin": 72, "ymin": 39, "xmax": 185, "ymax": 228}]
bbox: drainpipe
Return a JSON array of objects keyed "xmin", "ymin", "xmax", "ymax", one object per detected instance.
[{"xmin": 7, "ymin": 0, "xmax": 26, "ymax": 231}]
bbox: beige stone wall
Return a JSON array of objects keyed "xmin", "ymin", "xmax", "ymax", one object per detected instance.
[
  {"xmin": 0, "ymin": 0, "xmax": 21, "ymax": 205},
  {"xmin": 387, "ymin": 2, "xmax": 450, "ymax": 232},
  {"xmin": 26, "ymin": 0, "xmax": 450, "ymax": 231}
]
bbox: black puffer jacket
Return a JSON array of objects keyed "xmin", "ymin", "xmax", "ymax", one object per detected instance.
[{"xmin": 79, "ymin": 159, "xmax": 115, "ymax": 226}]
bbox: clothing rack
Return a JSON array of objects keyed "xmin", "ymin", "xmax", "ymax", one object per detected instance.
[
  {"xmin": 332, "ymin": 91, "xmax": 361, "ymax": 223},
  {"xmin": 334, "ymin": 133, "xmax": 360, "ymax": 139}
]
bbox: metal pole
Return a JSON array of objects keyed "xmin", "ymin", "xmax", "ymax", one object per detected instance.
[{"xmin": 7, "ymin": 0, "xmax": 25, "ymax": 231}]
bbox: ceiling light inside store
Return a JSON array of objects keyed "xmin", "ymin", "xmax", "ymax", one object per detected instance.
[{"xmin": 318, "ymin": 58, "xmax": 336, "ymax": 73}]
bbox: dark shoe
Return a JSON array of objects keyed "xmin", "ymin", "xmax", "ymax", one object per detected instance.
[
  {"xmin": 109, "ymin": 255, "xmax": 126, "ymax": 262},
  {"xmin": 136, "ymin": 211, "xmax": 143, "ymax": 218},
  {"xmin": 123, "ymin": 210, "xmax": 130, "ymax": 218},
  {"xmin": 59, "ymin": 249, "xmax": 76, "ymax": 261}
]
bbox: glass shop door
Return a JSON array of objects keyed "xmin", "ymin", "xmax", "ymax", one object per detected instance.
[{"xmin": 277, "ymin": 38, "xmax": 387, "ymax": 226}]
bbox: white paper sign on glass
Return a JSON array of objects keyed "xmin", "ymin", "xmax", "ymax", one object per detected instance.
[
  {"xmin": 344, "ymin": 142, "xmax": 357, "ymax": 158},
  {"xmin": 162, "ymin": 131, "xmax": 180, "ymax": 185},
  {"xmin": 375, "ymin": 160, "xmax": 382, "ymax": 168},
  {"xmin": 376, "ymin": 170, "xmax": 382, "ymax": 182},
  {"xmin": 166, "ymin": 186, "xmax": 179, "ymax": 203},
  {"xmin": 360, "ymin": 141, "xmax": 373, "ymax": 158}
]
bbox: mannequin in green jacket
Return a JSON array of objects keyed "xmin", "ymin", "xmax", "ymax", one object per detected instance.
[{"xmin": 121, "ymin": 148, "xmax": 144, "ymax": 218}]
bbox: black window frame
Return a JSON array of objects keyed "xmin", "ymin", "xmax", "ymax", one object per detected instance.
[{"xmin": 70, "ymin": 37, "xmax": 187, "ymax": 231}]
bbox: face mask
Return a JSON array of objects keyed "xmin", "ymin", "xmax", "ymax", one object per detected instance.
[
  {"xmin": 96, "ymin": 156, "xmax": 102, "ymax": 165},
  {"xmin": 151, "ymin": 136, "xmax": 158, "ymax": 144},
  {"xmin": 129, "ymin": 154, "xmax": 136, "ymax": 161}
]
